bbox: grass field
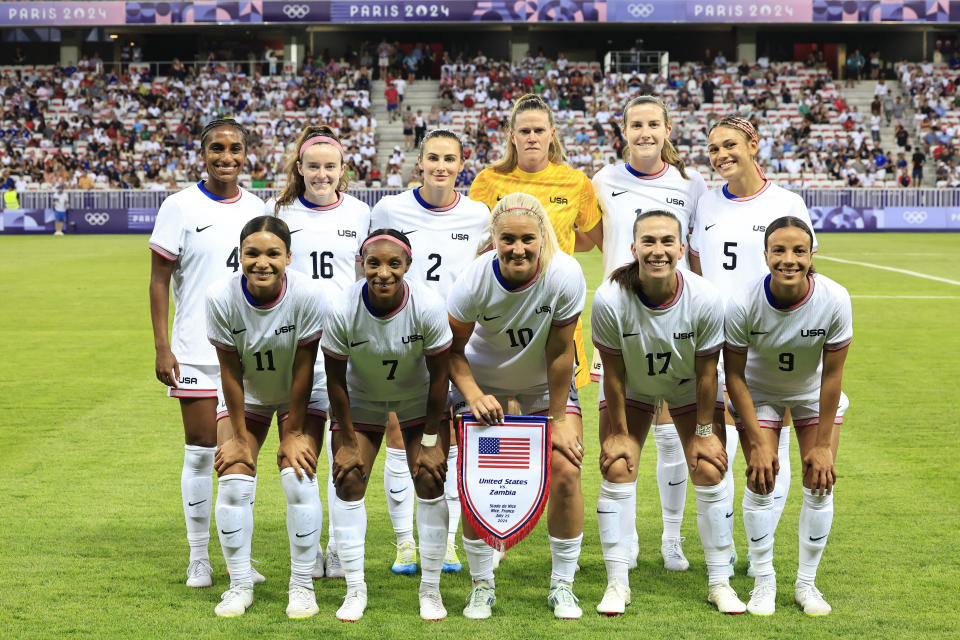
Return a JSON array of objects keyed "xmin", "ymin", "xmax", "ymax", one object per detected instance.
[{"xmin": 1, "ymin": 233, "xmax": 959, "ymax": 639}]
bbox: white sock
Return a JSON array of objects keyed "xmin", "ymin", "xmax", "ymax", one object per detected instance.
[
  {"xmin": 742, "ymin": 488, "xmax": 775, "ymax": 578},
  {"xmin": 771, "ymin": 427, "xmax": 791, "ymax": 532},
  {"xmin": 549, "ymin": 534, "xmax": 583, "ymax": 586},
  {"xmin": 445, "ymin": 445, "xmax": 461, "ymax": 544},
  {"xmin": 281, "ymin": 468, "xmax": 321, "ymax": 589},
  {"xmin": 723, "ymin": 424, "xmax": 738, "ymax": 549},
  {"xmin": 695, "ymin": 479, "xmax": 732, "ymax": 586},
  {"xmin": 384, "ymin": 446, "xmax": 415, "ymax": 545},
  {"xmin": 598, "ymin": 480, "xmax": 635, "ymax": 587},
  {"xmin": 333, "ymin": 496, "xmax": 367, "ymax": 589},
  {"xmin": 182, "ymin": 445, "xmax": 215, "ymax": 563},
  {"xmin": 215, "ymin": 474, "xmax": 255, "ymax": 587},
  {"xmin": 325, "ymin": 426, "xmax": 336, "ymax": 549},
  {"xmin": 462, "ymin": 536, "xmax": 495, "ymax": 585},
  {"xmin": 416, "ymin": 495, "xmax": 448, "ymax": 590},
  {"xmin": 653, "ymin": 424, "xmax": 686, "ymax": 540},
  {"xmin": 797, "ymin": 487, "xmax": 833, "ymax": 584}
]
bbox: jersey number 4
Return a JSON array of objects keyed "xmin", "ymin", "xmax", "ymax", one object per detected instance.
[{"xmin": 226, "ymin": 247, "xmax": 240, "ymax": 272}]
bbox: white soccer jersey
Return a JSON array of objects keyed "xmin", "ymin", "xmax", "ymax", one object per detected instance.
[
  {"xmin": 724, "ymin": 273, "xmax": 853, "ymax": 404},
  {"xmin": 591, "ymin": 270, "xmax": 724, "ymax": 399},
  {"xmin": 369, "ymin": 189, "xmax": 492, "ymax": 299},
  {"xmin": 206, "ymin": 269, "xmax": 325, "ymax": 407},
  {"xmin": 321, "ymin": 279, "xmax": 452, "ymax": 403},
  {"xmin": 149, "ymin": 182, "xmax": 264, "ymax": 365},
  {"xmin": 689, "ymin": 181, "xmax": 817, "ymax": 301},
  {"xmin": 448, "ymin": 252, "xmax": 587, "ymax": 391},
  {"xmin": 592, "ymin": 162, "xmax": 706, "ymax": 275},
  {"xmin": 271, "ymin": 192, "xmax": 371, "ymax": 294}
]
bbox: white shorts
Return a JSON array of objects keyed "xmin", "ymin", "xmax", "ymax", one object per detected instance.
[
  {"xmin": 448, "ymin": 376, "xmax": 582, "ymax": 418},
  {"xmin": 216, "ymin": 399, "xmax": 328, "ymax": 425},
  {"xmin": 329, "ymin": 396, "xmax": 426, "ymax": 433},
  {"xmin": 168, "ymin": 363, "xmax": 219, "ymax": 399},
  {"xmin": 597, "ymin": 378, "xmax": 698, "ymax": 417},
  {"xmin": 728, "ymin": 391, "xmax": 850, "ymax": 430}
]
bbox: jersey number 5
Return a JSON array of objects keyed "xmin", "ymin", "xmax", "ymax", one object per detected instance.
[{"xmin": 722, "ymin": 242, "xmax": 737, "ymax": 271}]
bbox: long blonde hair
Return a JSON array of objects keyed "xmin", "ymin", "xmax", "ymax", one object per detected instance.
[
  {"xmin": 490, "ymin": 94, "xmax": 566, "ymax": 174},
  {"xmin": 620, "ymin": 95, "xmax": 689, "ymax": 179},
  {"xmin": 489, "ymin": 192, "xmax": 559, "ymax": 282},
  {"xmin": 273, "ymin": 124, "xmax": 349, "ymax": 214}
]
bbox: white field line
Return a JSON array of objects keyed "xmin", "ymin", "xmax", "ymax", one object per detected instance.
[{"xmin": 815, "ymin": 255, "xmax": 960, "ymax": 286}]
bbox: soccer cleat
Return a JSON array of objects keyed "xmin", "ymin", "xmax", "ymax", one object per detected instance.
[
  {"xmin": 492, "ymin": 546, "xmax": 505, "ymax": 570},
  {"xmin": 186, "ymin": 559, "xmax": 213, "ymax": 588},
  {"xmin": 419, "ymin": 588, "xmax": 447, "ymax": 621},
  {"xmin": 596, "ymin": 579, "xmax": 631, "ymax": 616},
  {"xmin": 442, "ymin": 541, "xmax": 462, "ymax": 573},
  {"xmin": 707, "ymin": 580, "xmax": 746, "ymax": 614},
  {"xmin": 463, "ymin": 581, "xmax": 496, "ymax": 619},
  {"xmin": 547, "ymin": 581, "xmax": 582, "ymax": 619},
  {"xmin": 661, "ymin": 537, "xmax": 690, "ymax": 572},
  {"xmin": 336, "ymin": 586, "xmax": 368, "ymax": 622},
  {"xmin": 795, "ymin": 582, "xmax": 832, "ymax": 616},
  {"xmin": 747, "ymin": 580, "xmax": 777, "ymax": 615},
  {"xmin": 214, "ymin": 583, "xmax": 254, "ymax": 617},
  {"xmin": 312, "ymin": 545, "xmax": 325, "ymax": 579},
  {"xmin": 325, "ymin": 544, "xmax": 344, "ymax": 578},
  {"xmin": 391, "ymin": 541, "xmax": 418, "ymax": 575},
  {"xmin": 286, "ymin": 585, "xmax": 320, "ymax": 619},
  {"xmin": 628, "ymin": 539, "xmax": 640, "ymax": 570}
]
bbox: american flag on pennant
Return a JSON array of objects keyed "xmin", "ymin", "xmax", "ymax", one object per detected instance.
[{"xmin": 477, "ymin": 436, "xmax": 530, "ymax": 469}]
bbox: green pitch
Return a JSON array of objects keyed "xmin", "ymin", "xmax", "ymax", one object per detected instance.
[{"xmin": 1, "ymin": 233, "xmax": 958, "ymax": 639}]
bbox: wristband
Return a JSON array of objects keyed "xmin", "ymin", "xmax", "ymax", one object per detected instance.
[
  {"xmin": 420, "ymin": 432, "xmax": 438, "ymax": 447},
  {"xmin": 695, "ymin": 423, "xmax": 713, "ymax": 437}
]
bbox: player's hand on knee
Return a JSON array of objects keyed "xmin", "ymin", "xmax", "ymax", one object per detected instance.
[
  {"xmin": 746, "ymin": 443, "xmax": 778, "ymax": 495},
  {"xmin": 803, "ymin": 445, "xmax": 836, "ymax": 496},
  {"xmin": 332, "ymin": 444, "xmax": 366, "ymax": 487},
  {"xmin": 599, "ymin": 432, "xmax": 634, "ymax": 475},
  {"xmin": 277, "ymin": 432, "xmax": 317, "ymax": 480},
  {"xmin": 469, "ymin": 394, "xmax": 504, "ymax": 425},
  {"xmin": 215, "ymin": 437, "xmax": 255, "ymax": 475},
  {"xmin": 688, "ymin": 434, "xmax": 727, "ymax": 475},
  {"xmin": 552, "ymin": 418, "xmax": 583, "ymax": 468},
  {"xmin": 413, "ymin": 441, "xmax": 447, "ymax": 487}
]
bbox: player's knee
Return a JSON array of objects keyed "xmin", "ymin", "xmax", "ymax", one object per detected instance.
[
  {"xmin": 550, "ymin": 455, "xmax": 582, "ymax": 498},
  {"xmin": 218, "ymin": 462, "xmax": 256, "ymax": 478},
  {"xmin": 335, "ymin": 470, "xmax": 367, "ymax": 501},
  {"xmin": 602, "ymin": 458, "xmax": 633, "ymax": 484},
  {"xmin": 413, "ymin": 471, "xmax": 444, "ymax": 500},
  {"xmin": 691, "ymin": 459, "xmax": 724, "ymax": 487}
]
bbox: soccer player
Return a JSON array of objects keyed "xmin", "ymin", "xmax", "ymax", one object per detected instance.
[
  {"xmin": 206, "ymin": 216, "xmax": 325, "ymax": 618},
  {"xmin": 323, "ymin": 229, "xmax": 453, "ymax": 622},
  {"xmin": 591, "ymin": 210, "xmax": 736, "ymax": 615},
  {"xmin": 270, "ymin": 124, "xmax": 371, "ymax": 579},
  {"xmin": 689, "ymin": 115, "xmax": 817, "ymax": 577},
  {"xmin": 592, "ymin": 96, "xmax": 708, "ymax": 572},
  {"xmin": 148, "ymin": 118, "xmax": 264, "ymax": 589},
  {"xmin": 448, "ymin": 193, "xmax": 587, "ymax": 620},
  {"xmin": 724, "ymin": 216, "xmax": 851, "ymax": 616},
  {"xmin": 370, "ymin": 129, "xmax": 492, "ymax": 575}
]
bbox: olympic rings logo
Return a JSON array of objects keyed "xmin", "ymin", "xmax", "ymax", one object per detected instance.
[
  {"xmin": 902, "ymin": 210, "xmax": 928, "ymax": 224},
  {"xmin": 627, "ymin": 3, "xmax": 655, "ymax": 18},
  {"xmin": 282, "ymin": 4, "xmax": 311, "ymax": 19},
  {"xmin": 85, "ymin": 212, "xmax": 110, "ymax": 226}
]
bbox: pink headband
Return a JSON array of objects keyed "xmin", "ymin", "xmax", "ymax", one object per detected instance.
[
  {"xmin": 719, "ymin": 118, "xmax": 767, "ymax": 181},
  {"xmin": 361, "ymin": 234, "xmax": 412, "ymax": 257},
  {"xmin": 299, "ymin": 135, "xmax": 344, "ymax": 159}
]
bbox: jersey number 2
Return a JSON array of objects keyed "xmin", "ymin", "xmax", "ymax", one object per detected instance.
[{"xmin": 426, "ymin": 253, "xmax": 441, "ymax": 281}]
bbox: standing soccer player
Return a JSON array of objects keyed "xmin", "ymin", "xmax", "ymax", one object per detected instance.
[
  {"xmin": 592, "ymin": 96, "xmax": 707, "ymax": 572},
  {"xmin": 148, "ymin": 119, "xmax": 264, "ymax": 589},
  {"xmin": 724, "ymin": 216, "xmax": 851, "ymax": 616},
  {"xmin": 448, "ymin": 193, "xmax": 587, "ymax": 620},
  {"xmin": 270, "ymin": 124, "xmax": 371, "ymax": 579},
  {"xmin": 323, "ymin": 229, "xmax": 454, "ymax": 622},
  {"xmin": 591, "ymin": 210, "xmax": 734, "ymax": 615},
  {"xmin": 370, "ymin": 129, "xmax": 492, "ymax": 575},
  {"xmin": 689, "ymin": 115, "xmax": 817, "ymax": 579},
  {"xmin": 206, "ymin": 216, "xmax": 326, "ymax": 618}
]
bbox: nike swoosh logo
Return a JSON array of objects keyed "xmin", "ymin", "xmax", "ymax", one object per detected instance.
[
  {"xmin": 389, "ymin": 488, "xmax": 406, "ymax": 494},
  {"xmin": 809, "ymin": 534, "xmax": 828, "ymax": 541},
  {"xmin": 705, "ymin": 223, "xmax": 717, "ymax": 231},
  {"xmin": 196, "ymin": 225, "xmax": 213, "ymax": 232},
  {"xmin": 667, "ymin": 480, "xmax": 686, "ymax": 486},
  {"xmin": 596, "ymin": 510, "xmax": 617, "ymax": 514},
  {"xmin": 231, "ymin": 328, "xmax": 246, "ymax": 334},
  {"xmin": 750, "ymin": 534, "xmax": 768, "ymax": 542},
  {"xmin": 482, "ymin": 315, "xmax": 501, "ymax": 321},
  {"xmin": 350, "ymin": 340, "xmax": 369, "ymax": 347},
  {"xmin": 187, "ymin": 500, "xmax": 206, "ymax": 506},
  {"xmin": 611, "ymin": 190, "xmax": 627, "ymax": 197},
  {"xmin": 725, "ymin": 512, "xmax": 734, "ymax": 519},
  {"xmin": 221, "ymin": 528, "xmax": 242, "ymax": 535},
  {"xmin": 622, "ymin": 332, "xmax": 640, "ymax": 337},
  {"xmin": 295, "ymin": 529, "xmax": 318, "ymax": 538},
  {"xmin": 404, "ymin": 229, "xmax": 418, "ymax": 234},
  {"xmin": 290, "ymin": 229, "xmax": 302, "ymax": 234},
  {"xmin": 750, "ymin": 330, "xmax": 768, "ymax": 335}
]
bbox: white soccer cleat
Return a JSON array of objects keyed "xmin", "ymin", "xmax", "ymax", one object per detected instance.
[
  {"xmin": 707, "ymin": 580, "xmax": 747, "ymax": 614},
  {"xmin": 492, "ymin": 546, "xmax": 505, "ymax": 570},
  {"xmin": 186, "ymin": 559, "xmax": 213, "ymax": 588},
  {"xmin": 336, "ymin": 585, "xmax": 368, "ymax": 622},
  {"xmin": 463, "ymin": 581, "xmax": 496, "ymax": 620},
  {"xmin": 548, "ymin": 581, "xmax": 582, "ymax": 619},
  {"xmin": 325, "ymin": 544, "xmax": 344, "ymax": 579},
  {"xmin": 312, "ymin": 545, "xmax": 325, "ymax": 579},
  {"xmin": 419, "ymin": 587, "xmax": 447, "ymax": 621},
  {"xmin": 661, "ymin": 537, "xmax": 690, "ymax": 572},
  {"xmin": 795, "ymin": 582, "xmax": 832, "ymax": 616},
  {"xmin": 747, "ymin": 580, "xmax": 777, "ymax": 615},
  {"xmin": 391, "ymin": 541, "xmax": 418, "ymax": 575},
  {"xmin": 286, "ymin": 585, "xmax": 320, "ymax": 619},
  {"xmin": 596, "ymin": 579, "xmax": 631, "ymax": 616},
  {"xmin": 214, "ymin": 583, "xmax": 254, "ymax": 617}
]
